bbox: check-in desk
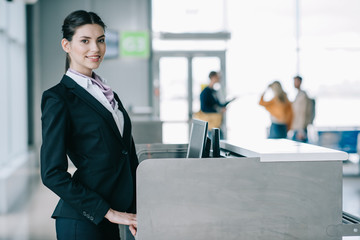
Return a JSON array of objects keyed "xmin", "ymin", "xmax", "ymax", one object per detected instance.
[
  {"xmin": 136, "ymin": 139, "xmax": 360, "ymax": 240},
  {"xmin": 131, "ymin": 117, "xmax": 163, "ymax": 144}
]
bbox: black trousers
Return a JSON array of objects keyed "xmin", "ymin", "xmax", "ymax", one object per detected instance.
[{"xmin": 56, "ymin": 217, "xmax": 120, "ymax": 240}]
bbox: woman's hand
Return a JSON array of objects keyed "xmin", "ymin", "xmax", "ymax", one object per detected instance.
[
  {"xmin": 129, "ymin": 223, "xmax": 137, "ymax": 236},
  {"xmin": 105, "ymin": 208, "xmax": 137, "ymax": 236}
]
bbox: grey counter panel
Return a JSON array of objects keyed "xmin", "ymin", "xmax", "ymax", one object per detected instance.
[
  {"xmin": 137, "ymin": 157, "xmax": 342, "ymax": 240},
  {"xmin": 132, "ymin": 120, "xmax": 163, "ymax": 144}
]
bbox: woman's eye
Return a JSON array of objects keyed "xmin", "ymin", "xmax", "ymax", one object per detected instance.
[
  {"xmin": 81, "ymin": 39, "xmax": 88, "ymax": 43},
  {"xmin": 98, "ymin": 38, "xmax": 105, "ymax": 43}
]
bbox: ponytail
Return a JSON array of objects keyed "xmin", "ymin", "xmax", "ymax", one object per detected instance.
[{"xmin": 65, "ymin": 53, "xmax": 70, "ymax": 72}]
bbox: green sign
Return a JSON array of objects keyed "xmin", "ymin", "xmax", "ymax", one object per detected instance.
[{"xmin": 120, "ymin": 31, "xmax": 149, "ymax": 58}]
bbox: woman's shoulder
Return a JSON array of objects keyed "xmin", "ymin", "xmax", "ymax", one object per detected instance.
[
  {"xmin": 43, "ymin": 82, "xmax": 66, "ymax": 98},
  {"xmin": 42, "ymin": 76, "xmax": 72, "ymax": 102},
  {"xmin": 41, "ymin": 82, "xmax": 69, "ymax": 112}
]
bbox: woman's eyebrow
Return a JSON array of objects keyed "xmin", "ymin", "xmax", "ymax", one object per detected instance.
[{"xmin": 78, "ymin": 35, "xmax": 105, "ymax": 39}]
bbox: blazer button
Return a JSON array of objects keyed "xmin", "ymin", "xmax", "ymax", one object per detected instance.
[
  {"xmin": 122, "ymin": 150, "xmax": 128, "ymax": 155},
  {"xmin": 83, "ymin": 211, "xmax": 87, "ymax": 216},
  {"xmin": 90, "ymin": 216, "xmax": 94, "ymax": 221}
]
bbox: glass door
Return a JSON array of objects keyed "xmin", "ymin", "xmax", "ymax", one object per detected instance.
[
  {"xmin": 153, "ymin": 51, "xmax": 226, "ymax": 143},
  {"xmin": 158, "ymin": 57, "xmax": 189, "ymax": 143}
]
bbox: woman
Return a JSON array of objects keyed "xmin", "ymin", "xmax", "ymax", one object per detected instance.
[
  {"xmin": 259, "ymin": 81, "xmax": 293, "ymax": 138},
  {"xmin": 41, "ymin": 10, "xmax": 138, "ymax": 240}
]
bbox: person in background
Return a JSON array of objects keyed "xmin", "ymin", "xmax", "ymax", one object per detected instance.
[
  {"xmin": 199, "ymin": 71, "xmax": 235, "ymax": 138},
  {"xmin": 40, "ymin": 10, "xmax": 138, "ymax": 240},
  {"xmin": 290, "ymin": 75, "xmax": 309, "ymax": 142},
  {"xmin": 200, "ymin": 71, "xmax": 234, "ymax": 113},
  {"xmin": 259, "ymin": 81, "xmax": 293, "ymax": 139}
]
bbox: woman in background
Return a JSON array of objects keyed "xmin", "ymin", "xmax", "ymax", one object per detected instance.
[
  {"xmin": 259, "ymin": 81, "xmax": 293, "ymax": 138},
  {"xmin": 41, "ymin": 10, "xmax": 138, "ymax": 240}
]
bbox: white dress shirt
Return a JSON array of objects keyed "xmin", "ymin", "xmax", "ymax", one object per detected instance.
[{"xmin": 66, "ymin": 70, "xmax": 124, "ymax": 136}]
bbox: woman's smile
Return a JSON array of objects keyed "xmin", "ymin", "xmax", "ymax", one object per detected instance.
[{"xmin": 86, "ymin": 55, "xmax": 101, "ymax": 62}]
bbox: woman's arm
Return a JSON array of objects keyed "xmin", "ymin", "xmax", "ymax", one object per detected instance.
[{"xmin": 259, "ymin": 93, "xmax": 273, "ymax": 106}]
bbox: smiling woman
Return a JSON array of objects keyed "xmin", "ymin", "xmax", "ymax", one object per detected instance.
[
  {"xmin": 61, "ymin": 11, "xmax": 107, "ymax": 76},
  {"xmin": 40, "ymin": 10, "xmax": 138, "ymax": 240},
  {"xmin": 62, "ymin": 24, "xmax": 106, "ymax": 76}
]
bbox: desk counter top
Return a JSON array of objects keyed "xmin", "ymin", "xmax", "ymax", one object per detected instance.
[{"xmin": 221, "ymin": 138, "xmax": 348, "ymax": 162}]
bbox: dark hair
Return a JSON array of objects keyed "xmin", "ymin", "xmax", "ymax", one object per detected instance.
[
  {"xmin": 62, "ymin": 10, "xmax": 107, "ymax": 71},
  {"xmin": 294, "ymin": 75, "xmax": 302, "ymax": 82},
  {"xmin": 209, "ymin": 71, "xmax": 218, "ymax": 79}
]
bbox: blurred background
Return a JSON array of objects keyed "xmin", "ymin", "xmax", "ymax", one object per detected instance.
[{"xmin": 1, "ymin": 0, "xmax": 360, "ymax": 239}]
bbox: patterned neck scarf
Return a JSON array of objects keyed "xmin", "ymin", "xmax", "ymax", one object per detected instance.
[{"xmin": 69, "ymin": 68, "xmax": 115, "ymax": 109}]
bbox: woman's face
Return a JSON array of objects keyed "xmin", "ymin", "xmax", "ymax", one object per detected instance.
[{"xmin": 62, "ymin": 24, "xmax": 106, "ymax": 76}]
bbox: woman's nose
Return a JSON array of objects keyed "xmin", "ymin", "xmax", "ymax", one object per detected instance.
[{"xmin": 90, "ymin": 41, "xmax": 100, "ymax": 52}]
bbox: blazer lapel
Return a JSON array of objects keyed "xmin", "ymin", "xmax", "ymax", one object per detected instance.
[
  {"xmin": 61, "ymin": 75, "xmax": 125, "ymax": 145},
  {"xmin": 114, "ymin": 93, "xmax": 132, "ymax": 149}
]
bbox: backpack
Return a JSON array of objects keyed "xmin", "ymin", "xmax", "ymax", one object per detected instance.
[{"xmin": 305, "ymin": 96, "xmax": 316, "ymax": 126}]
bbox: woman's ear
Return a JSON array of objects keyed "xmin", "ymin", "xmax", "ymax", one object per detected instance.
[{"xmin": 61, "ymin": 38, "xmax": 70, "ymax": 53}]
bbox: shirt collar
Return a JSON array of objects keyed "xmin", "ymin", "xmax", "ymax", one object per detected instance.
[
  {"xmin": 66, "ymin": 69, "xmax": 92, "ymax": 89},
  {"xmin": 66, "ymin": 68, "xmax": 107, "ymax": 89}
]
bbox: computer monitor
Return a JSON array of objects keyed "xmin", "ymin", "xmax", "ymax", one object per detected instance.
[
  {"xmin": 186, "ymin": 119, "xmax": 208, "ymax": 158},
  {"xmin": 203, "ymin": 137, "xmax": 211, "ymax": 158}
]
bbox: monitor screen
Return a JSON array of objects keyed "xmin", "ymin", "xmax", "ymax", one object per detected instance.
[{"xmin": 186, "ymin": 119, "xmax": 208, "ymax": 158}]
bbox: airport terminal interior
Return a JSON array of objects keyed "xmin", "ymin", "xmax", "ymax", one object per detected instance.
[{"xmin": 1, "ymin": 0, "xmax": 360, "ymax": 239}]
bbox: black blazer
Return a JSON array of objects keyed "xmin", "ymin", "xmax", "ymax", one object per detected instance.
[{"xmin": 41, "ymin": 75, "xmax": 138, "ymax": 225}]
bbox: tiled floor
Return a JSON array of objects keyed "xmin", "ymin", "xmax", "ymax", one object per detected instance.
[
  {"xmin": 1, "ymin": 164, "xmax": 360, "ymax": 240},
  {"xmin": 0, "ymin": 171, "xmax": 58, "ymax": 240}
]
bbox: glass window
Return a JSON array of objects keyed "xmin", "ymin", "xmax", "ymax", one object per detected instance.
[
  {"xmin": 226, "ymin": 0, "xmax": 295, "ymax": 141},
  {"xmin": 0, "ymin": 1, "xmax": 27, "ymax": 166},
  {"xmin": 152, "ymin": 0, "xmax": 226, "ymax": 33},
  {"xmin": 300, "ymin": 0, "xmax": 360, "ymax": 127},
  {"xmin": 0, "ymin": 33, "xmax": 8, "ymax": 166},
  {"xmin": 159, "ymin": 57, "xmax": 189, "ymax": 143},
  {"xmin": 152, "ymin": 0, "xmax": 360, "ymax": 143},
  {"xmin": 9, "ymin": 42, "xmax": 27, "ymax": 156},
  {"xmin": 159, "ymin": 57, "xmax": 189, "ymax": 121},
  {"xmin": 0, "ymin": 1, "xmax": 6, "ymax": 31},
  {"xmin": 225, "ymin": 0, "xmax": 360, "ymax": 142}
]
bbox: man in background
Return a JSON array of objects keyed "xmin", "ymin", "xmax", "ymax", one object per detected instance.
[
  {"xmin": 291, "ymin": 75, "xmax": 309, "ymax": 142},
  {"xmin": 200, "ymin": 71, "xmax": 232, "ymax": 113},
  {"xmin": 198, "ymin": 71, "xmax": 235, "ymax": 139}
]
